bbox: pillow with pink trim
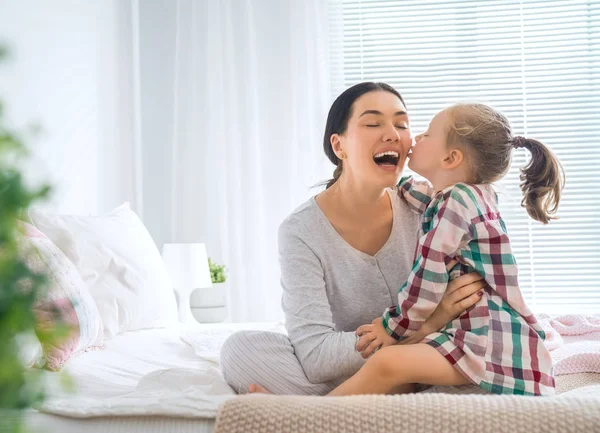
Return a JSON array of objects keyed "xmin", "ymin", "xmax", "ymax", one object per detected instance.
[{"xmin": 20, "ymin": 222, "xmax": 104, "ymax": 370}]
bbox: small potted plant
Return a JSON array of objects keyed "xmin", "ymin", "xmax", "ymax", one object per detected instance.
[{"xmin": 190, "ymin": 258, "xmax": 228, "ymax": 323}]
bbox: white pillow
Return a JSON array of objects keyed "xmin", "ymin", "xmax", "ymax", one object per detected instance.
[{"xmin": 29, "ymin": 203, "xmax": 178, "ymax": 337}]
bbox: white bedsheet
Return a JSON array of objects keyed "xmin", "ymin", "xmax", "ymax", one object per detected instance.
[{"xmin": 37, "ymin": 322, "xmax": 285, "ymax": 419}]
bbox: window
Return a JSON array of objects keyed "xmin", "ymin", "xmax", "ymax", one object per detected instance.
[{"xmin": 329, "ymin": 0, "xmax": 600, "ymax": 313}]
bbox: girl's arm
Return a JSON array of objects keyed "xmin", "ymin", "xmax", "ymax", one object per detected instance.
[
  {"xmin": 396, "ymin": 176, "xmax": 435, "ymax": 214},
  {"xmin": 383, "ymin": 185, "xmax": 476, "ymax": 339}
]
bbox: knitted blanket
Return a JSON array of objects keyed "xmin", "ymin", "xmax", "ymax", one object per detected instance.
[{"xmin": 214, "ymin": 373, "xmax": 600, "ymax": 433}]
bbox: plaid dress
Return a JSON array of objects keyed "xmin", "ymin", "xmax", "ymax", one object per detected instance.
[{"xmin": 382, "ymin": 177, "xmax": 555, "ymax": 396}]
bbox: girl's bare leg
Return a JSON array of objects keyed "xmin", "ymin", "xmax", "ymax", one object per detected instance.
[{"xmin": 328, "ymin": 344, "xmax": 469, "ymax": 396}]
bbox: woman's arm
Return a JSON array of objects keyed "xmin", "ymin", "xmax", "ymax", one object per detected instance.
[{"xmin": 279, "ymin": 219, "xmax": 365, "ymax": 384}]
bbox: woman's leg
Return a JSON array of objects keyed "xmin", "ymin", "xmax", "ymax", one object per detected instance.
[
  {"xmin": 328, "ymin": 343, "xmax": 470, "ymax": 396},
  {"xmin": 220, "ymin": 330, "xmax": 343, "ymax": 395}
]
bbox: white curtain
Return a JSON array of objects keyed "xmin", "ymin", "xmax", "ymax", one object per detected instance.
[
  {"xmin": 0, "ymin": 0, "xmax": 137, "ymax": 215},
  {"xmin": 136, "ymin": 0, "xmax": 333, "ymax": 322},
  {"xmin": 2, "ymin": 0, "xmax": 334, "ymax": 322}
]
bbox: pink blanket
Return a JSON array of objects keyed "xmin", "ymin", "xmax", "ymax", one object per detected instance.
[{"xmin": 538, "ymin": 314, "xmax": 600, "ymax": 375}]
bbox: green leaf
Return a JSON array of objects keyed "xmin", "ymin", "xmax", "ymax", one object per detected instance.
[{"xmin": 208, "ymin": 258, "xmax": 227, "ymax": 283}]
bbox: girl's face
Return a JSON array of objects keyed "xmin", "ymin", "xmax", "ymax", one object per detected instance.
[
  {"xmin": 332, "ymin": 91, "xmax": 411, "ymax": 189},
  {"xmin": 408, "ymin": 109, "xmax": 451, "ymax": 179}
]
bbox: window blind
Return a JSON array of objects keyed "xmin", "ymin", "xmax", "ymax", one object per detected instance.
[{"xmin": 329, "ymin": 0, "xmax": 600, "ymax": 314}]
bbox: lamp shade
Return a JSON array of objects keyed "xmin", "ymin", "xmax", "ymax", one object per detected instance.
[{"xmin": 162, "ymin": 243, "xmax": 213, "ymax": 290}]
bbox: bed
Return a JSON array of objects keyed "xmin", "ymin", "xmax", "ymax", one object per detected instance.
[
  {"xmin": 25, "ymin": 322, "xmax": 283, "ymax": 433},
  {"xmin": 21, "ymin": 317, "xmax": 600, "ymax": 433}
]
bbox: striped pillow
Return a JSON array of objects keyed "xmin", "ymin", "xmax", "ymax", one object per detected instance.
[{"xmin": 20, "ymin": 222, "xmax": 104, "ymax": 370}]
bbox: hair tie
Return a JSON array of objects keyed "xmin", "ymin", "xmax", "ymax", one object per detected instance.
[{"xmin": 513, "ymin": 136, "xmax": 526, "ymax": 149}]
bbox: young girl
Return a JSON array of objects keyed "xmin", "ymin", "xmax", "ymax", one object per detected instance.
[{"xmin": 329, "ymin": 103, "xmax": 564, "ymax": 397}]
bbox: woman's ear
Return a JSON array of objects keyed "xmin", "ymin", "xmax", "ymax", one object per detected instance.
[
  {"xmin": 331, "ymin": 134, "xmax": 344, "ymax": 159},
  {"xmin": 442, "ymin": 148, "xmax": 465, "ymax": 169}
]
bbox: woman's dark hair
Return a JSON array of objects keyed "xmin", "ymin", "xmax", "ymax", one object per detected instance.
[{"xmin": 323, "ymin": 82, "xmax": 406, "ymax": 189}]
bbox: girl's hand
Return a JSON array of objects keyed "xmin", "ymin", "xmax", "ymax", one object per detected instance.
[{"xmin": 355, "ymin": 318, "xmax": 397, "ymax": 359}]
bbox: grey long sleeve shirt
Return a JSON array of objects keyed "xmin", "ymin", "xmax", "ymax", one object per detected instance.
[{"xmin": 279, "ymin": 188, "xmax": 421, "ymax": 384}]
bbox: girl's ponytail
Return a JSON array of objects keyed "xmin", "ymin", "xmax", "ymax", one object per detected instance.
[{"xmin": 513, "ymin": 136, "xmax": 565, "ymax": 224}]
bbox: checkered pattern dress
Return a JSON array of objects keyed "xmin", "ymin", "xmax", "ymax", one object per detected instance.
[{"xmin": 382, "ymin": 177, "xmax": 555, "ymax": 396}]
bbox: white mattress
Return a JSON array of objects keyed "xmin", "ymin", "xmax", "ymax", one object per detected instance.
[{"xmin": 25, "ymin": 322, "xmax": 285, "ymax": 433}]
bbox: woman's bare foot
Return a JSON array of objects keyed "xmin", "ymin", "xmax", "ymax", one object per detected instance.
[{"xmin": 248, "ymin": 384, "xmax": 270, "ymax": 394}]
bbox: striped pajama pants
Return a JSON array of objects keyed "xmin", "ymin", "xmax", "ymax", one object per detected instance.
[{"xmin": 220, "ymin": 331, "xmax": 342, "ymax": 395}]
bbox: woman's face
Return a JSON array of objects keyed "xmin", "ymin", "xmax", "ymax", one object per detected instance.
[{"xmin": 332, "ymin": 91, "xmax": 411, "ymax": 189}]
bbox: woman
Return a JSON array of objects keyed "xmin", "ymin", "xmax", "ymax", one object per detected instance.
[{"xmin": 220, "ymin": 82, "xmax": 486, "ymax": 395}]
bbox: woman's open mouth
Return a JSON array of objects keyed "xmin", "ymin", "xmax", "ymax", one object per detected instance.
[{"xmin": 373, "ymin": 150, "xmax": 400, "ymax": 170}]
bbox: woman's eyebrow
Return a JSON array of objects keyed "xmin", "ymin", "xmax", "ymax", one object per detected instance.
[{"xmin": 359, "ymin": 110, "xmax": 407, "ymax": 118}]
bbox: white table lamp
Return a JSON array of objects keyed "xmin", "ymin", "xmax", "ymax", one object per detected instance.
[{"xmin": 162, "ymin": 243, "xmax": 213, "ymax": 324}]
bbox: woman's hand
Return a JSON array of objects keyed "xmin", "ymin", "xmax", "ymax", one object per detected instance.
[
  {"xmin": 399, "ymin": 263, "xmax": 486, "ymax": 346},
  {"xmin": 355, "ymin": 318, "xmax": 397, "ymax": 359}
]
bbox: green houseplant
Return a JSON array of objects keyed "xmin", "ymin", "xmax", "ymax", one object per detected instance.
[
  {"xmin": 0, "ymin": 46, "xmax": 62, "ymax": 433},
  {"xmin": 208, "ymin": 258, "xmax": 227, "ymax": 284}
]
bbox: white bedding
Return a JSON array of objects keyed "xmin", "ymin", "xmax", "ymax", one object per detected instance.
[{"xmin": 27, "ymin": 322, "xmax": 285, "ymax": 433}]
